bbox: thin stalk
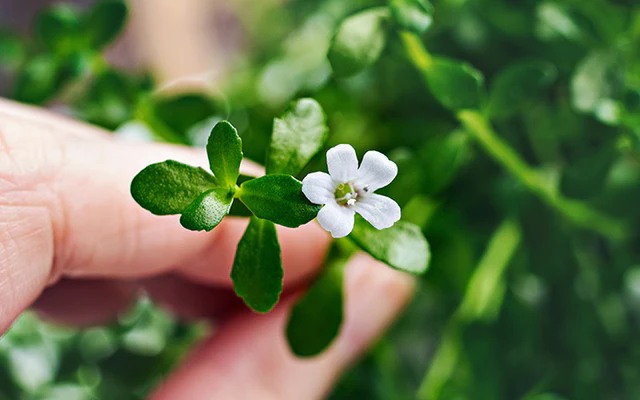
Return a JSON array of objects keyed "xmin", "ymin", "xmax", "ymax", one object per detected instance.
[
  {"xmin": 417, "ymin": 219, "xmax": 522, "ymax": 400},
  {"xmin": 399, "ymin": 31, "xmax": 627, "ymax": 240}
]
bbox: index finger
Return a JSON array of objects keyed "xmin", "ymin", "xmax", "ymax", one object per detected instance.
[{"xmin": 0, "ymin": 99, "xmax": 330, "ymax": 332}]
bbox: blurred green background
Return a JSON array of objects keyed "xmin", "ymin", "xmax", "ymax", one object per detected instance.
[{"xmin": 1, "ymin": 0, "xmax": 640, "ymax": 399}]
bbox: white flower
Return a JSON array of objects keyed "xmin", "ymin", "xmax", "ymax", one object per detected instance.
[{"xmin": 302, "ymin": 144, "xmax": 401, "ymax": 238}]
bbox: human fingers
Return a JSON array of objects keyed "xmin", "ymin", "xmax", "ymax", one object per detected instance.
[
  {"xmin": 31, "ymin": 279, "xmax": 138, "ymax": 327},
  {"xmin": 150, "ymin": 254, "xmax": 416, "ymax": 400},
  {"xmin": 0, "ymin": 99, "xmax": 330, "ymax": 333}
]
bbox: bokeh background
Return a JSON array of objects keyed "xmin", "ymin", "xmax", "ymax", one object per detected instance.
[{"xmin": 1, "ymin": 0, "xmax": 640, "ymax": 399}]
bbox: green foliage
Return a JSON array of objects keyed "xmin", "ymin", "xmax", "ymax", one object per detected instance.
[
  {"xmin": 231, "ymin": 217, "xmax": 283, "ymax": 313},
  {"xmin": 5, "ymin": 0, "xmax": 640, "ymax": 399},
  {"xmin": 75, "ymin": 69, "xmax": 139, "ymax": 129},
  {"xmin": 266, "ymin": 98, "xmax": 328, "ymax": 176},
  {"xmin": 130, "ymin": 161, "xmax": 216, "ymax": 215},
  {"xmin": 12, "ymin": 55, "xmax": 65, "ymax": 104},
  {"xmin": 35, "ymin": 4, "xmax": 81, "ymax": 55},
  {"xmin": 237, "ymin": 175, "xmax": 321, "ymax": 228},
  {"xmin": 151, "ymin": 93, "xmax": 222, "ymax": 138},
  {"xmin": 83, "ymin": 1, "xmax": 128, "ymax": 50},
  {"xmin": 390, "ymin": 0, "xmax": 434, "ymax": 35},
  {"xmin": 287, "ymin": 256, "xmax": 345, "ymax": 356},
  {"xmin": 180, "ymin": 188, "xmax": 234, "ymax": 232},
  {"xmin": 487, "ymin": 60, "xmax": 557, "ymax": 118},
  {"xmin": 328, "ymin": 8, "xmax": 390, "ymax": 77},
  {"xmin": 207, "ymin": 121, "xmax": 243, "ymax": 188},
  {"xmin": 349, "ymin": 216, "xmax": 430, "ymax": 274},
  {"xmin": 425, "ymin": 57, "xmax": 485, "ymax": 111}
]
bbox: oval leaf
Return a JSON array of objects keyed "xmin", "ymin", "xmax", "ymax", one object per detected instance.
[
  {"xmin": 75, "ymin": 69, "xmax": 138, "ymax": 129},
  {"xmin": 152, "ymin": 93, "xmax": 220, "ymax": 136},
  {"xmin": 207, "ymin": 121, "xmax": 243, "ymax": 188},
  {"xmin": 180, "ymin": 188, "xmax": 233, "ymax": 232},
  {"xmin": 426, "ymin": 57, "xmax": 485, "ymax": 111},
  {"xmin": 571, "ymin": 50, "xmax": 614, "ymax": 113},
  {"xmin": 238, "ymin": 175, "xmax": 320, "ymax": 228},
  {"xmin": 286, "ymin": 258, "xmax": 344, "ymax": 357},
  {"xmin": 231, "ymin": 217, "xmax": 283, "ymax": 313},
  {"xmin": 328, "ymin": 8, "xmax": 390, "ymax": 78},
  {"xmin": 83, "ymin": 0, "xmax": 128, "ymax": 50},
  {"xmin": 13, "ymin": 55, "xmax": 63, "ymax": 104},
  {"xmin": 131, "ymin": 160, "xmax": 216, "ymax": 215},
  {"xmin": 487, "ymin": 60, "xmax": 557, "ymax": 118},
  {"xmin": 266, "ymin": 98, "xmax": 328, "ymax": 176},
  {"xmin": 349, "ymin": 215, "xmax": 430, "ymax": 274},
  {"xmin": 36, "ymin": 4, "xmax": 81, "ymax": 55},
  {"xmin": 390, "ymin": 0, "xmax": 434, "ymax": 35}
]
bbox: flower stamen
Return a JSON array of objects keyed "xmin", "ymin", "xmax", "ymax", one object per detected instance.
[{"xmin": 335, "ymin": 183, "xmax": 358, "ymax": 206}]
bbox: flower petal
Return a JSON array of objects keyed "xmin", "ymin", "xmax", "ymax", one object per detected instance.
[
  {"xmin": 327, "ymin": 144, "xmax": 359, "ymax": 183},
  {"xmin": 356, "ymin": 151, "xmax": 398, "ymax": 192},
  {"xmin": 354, "ymin": 194, "xmax": 401, "ymax": 230},
  {"xmin": 317, "ymin": 201, "xmax": 356, "ymax": 238},
  {"xmin": 302, "ymin": 172, "xmax": 336, "ymax": 205}
]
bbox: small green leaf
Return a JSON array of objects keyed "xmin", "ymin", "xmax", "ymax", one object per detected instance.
[
  {"xmin": 328, "ymin": 8, "xmax": 390, "ymax": 77},
  {"xmin": 349, "ymin": 215, "xmax": 430, "ymax": 274},
  {"xmin": 286, "ymin": 257, "xmax": 345, "ymax": 357},
  {"xmin": 417, "ymin": 130, "xmax": 470, "ymax": 195},
  {"xmin": 231, "ymin": 217, "xmax": 283, "ymax": 313},
  {"xmin": 131, "ymin": 160, "xmax": 216, "ymax": 215},
  {"xmin": 390, "ymin": 0, "xmax": 434, "ymax": 34},
  {"xmin": 35, "ymin": 4, "xmax": 81, "ymax": 54},
  {"xmin": 238, "ymin": 175, "xmax": 321, "ymax": 228},
  {"xmin": 207, "ymin": 121, "xmax": 243, "ymax": 188},
  {"xmin": 426, "ymin": 57, "xmax": 485, "ymax": 111},
  {"xmin": 75, "ymin": 69, "xmax": 138, "ymax": 129},
  {"xmin": 13, "ymin": 55, "xmax": 63, "ymax": 104},
  {"xmin": 83, "ymin": 0, "xmax": 128, "ymax": 49},
  {"xmin": 152, "ymin": 93, "xmax": 220, "ymax": 136},
  {"xmin": 266, "ymin": 98, "xmax": 328, "ymax": 176},
  {"xmin": 180, "ymin": 188, "xmax": 233, "ymax": 232},
  {"xmin": 571, "ymin": 51, "xmax": 614, "ymax": 113},
  {"xmin": 487, "ymin": 60, "xmax": 557, "ymax": 118}
]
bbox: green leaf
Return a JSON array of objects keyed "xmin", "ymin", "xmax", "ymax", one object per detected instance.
[
  {"xmin": 131, "ymin": 160, "xmax": 216, "ymax": 215},
  {"xmin": 231, "ymin": 217, "xmax": 283, "ymax": 313},
  {"xmin": 571, "ymin": 51, "xmax": 614, "ymax": 113},
  {"xmin": 390, "ymin": 0, "xmax": 434, "ymax": 34},
  {"xmin": 83, "ymin": 0, "xmax": 128, "ymax": 49},
  {"xmin": 266, "ymin": 98, "xmax": 328, "ymax": 176},
  {"xmin": 426, "ymin": 57, "xmax": 485, "ymax": 111},
  {"xmin": 13, "ymin": 55, "xmax": 63, "ymax": 104},
  {"xmin": 328, "ymin": 8, "xmax": 390, "ymax": 77},
  {"xmin": 286, "ymin": 258, "xmax": 345, "ymax": 357},
  {"xmin": 35, "ymin": 4, "xmax": 81, "ymax": 54},
  {"xmin": 349, "ymin": 215, "xmax": 430, "ymax": 274},
  {"xmin": 417, "ymin": 130, "xmax": 470, "ymax": 195},
  {"xmin": 238, "ymin": 175, "xmax": 321, "ymax": 228},
  {"xmin": 487, "ymin": 60, "xmax": 557, "ymax": 118},
  {"xmin": 180, "ymin": 188, "xmax": 233, "ymax": 232},
  {"xmin": 75, "ymin": 69, "xmax": 138, "ymax": 129},
  {"xmin": 152, "ymin": 93, "xmax": 220, "ymax": 136},
  {"xmin": 206, "ymin": 121, "xmax": 243, "ymax": 188}
]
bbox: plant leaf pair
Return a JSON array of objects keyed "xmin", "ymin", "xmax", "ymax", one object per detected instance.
[
  {"xmin": 131, "ymin": 121, "xmax": 242, "ymax": 232},
  {"xmin": 231, "ymin": 98, "xmax": 329, "ymax": 312},
  {"xmin": 36, "ymin": 0, "xmax": 127, "ymax": 54}
]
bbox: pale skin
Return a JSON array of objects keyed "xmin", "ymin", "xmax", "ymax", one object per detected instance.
[{"xmin": 0, "ymin": 98, "xmax": 415, "ymax": 399}]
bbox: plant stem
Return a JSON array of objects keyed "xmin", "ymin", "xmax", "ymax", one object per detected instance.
[
  {"xmin": 399, "ymin": 31, "xmax": 627, "ymax": 240},
  {"xmin": 417, "ymin": 219, "xmax": 522, "ymax": 400}
]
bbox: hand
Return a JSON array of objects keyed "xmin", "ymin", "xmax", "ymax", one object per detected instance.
[{"xmin": 0, "ymin": 98, "xmax": 415, "ymax": 399}]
